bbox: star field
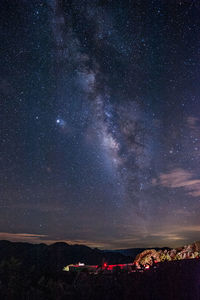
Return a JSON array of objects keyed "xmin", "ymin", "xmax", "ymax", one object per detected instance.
[{"xmin": 1, "ymin": 0, "xmax": 200, "ymax": 249}]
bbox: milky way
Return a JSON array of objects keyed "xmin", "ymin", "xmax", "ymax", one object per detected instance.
[{"xmin": 1, "ymin": 0, "xmax": 200, "ymax": 249}]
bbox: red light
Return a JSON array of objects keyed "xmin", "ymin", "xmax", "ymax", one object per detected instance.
[
  {"xmin": 145, "ymin": 265, "xmax": 150, "ymax": 269},
  {"xmin": 103, "ymin": 263, "xmax": 107, "ymax": 267}
]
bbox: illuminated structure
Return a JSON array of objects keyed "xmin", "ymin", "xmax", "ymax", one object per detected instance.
[{"xmin": 63, "ymin": 262, "xmax": 136, "ymax": 273}]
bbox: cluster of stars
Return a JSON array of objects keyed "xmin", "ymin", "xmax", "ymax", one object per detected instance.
[{"xmin": 1, "ymin": 0, "xmax": 200, "ymax": 248}]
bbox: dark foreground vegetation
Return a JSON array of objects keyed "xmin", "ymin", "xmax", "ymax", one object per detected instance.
[
  {"xmin": 0, "ymin": 241, "xmax": 200, "ymax": 299},
  {"xmin": 0, "ymin": 258, "xmax": 200, "ymax": 300}
]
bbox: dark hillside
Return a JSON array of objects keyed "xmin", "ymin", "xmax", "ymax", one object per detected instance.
[
  {"xmin": 0, "ymin": 241, "xmax": 200, "ymax": 299},
  {"xmin": 0, "ymin": 240, "xmax": 132, "ymax": 272}
]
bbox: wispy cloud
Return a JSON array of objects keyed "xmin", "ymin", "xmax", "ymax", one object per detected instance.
[
  {"xmin": 154, "ymin": 168, "xmax": 200, "ymax": 197},
  {"xmin": 1, "ymin": 224, "xmax": 200, "ymax": 250},
  {"xmin": 0, "ymin": 232, "xmax": 111, "ymax": 249},
  {"xmin": 0, "ymin": 232, "xmax": 47, "ymax": 243}
]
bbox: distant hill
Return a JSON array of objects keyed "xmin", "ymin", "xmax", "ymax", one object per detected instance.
[
  {"xmin": 0, "ymin": 240, "xmax": 133, "ymax": 272},
  {"xmin": 107, "ymin": 247, "xmax": 171, "ymax": 258}
]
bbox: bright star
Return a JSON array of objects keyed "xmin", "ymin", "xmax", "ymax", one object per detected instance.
[{"xmin": 56, "ymin": 118, "xmax": 66, "ymax": 127}]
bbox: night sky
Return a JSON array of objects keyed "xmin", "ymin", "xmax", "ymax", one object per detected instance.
[{"xmin": 1, "ymin": 0, "xmax": 200, "ymax": 249}]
